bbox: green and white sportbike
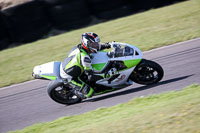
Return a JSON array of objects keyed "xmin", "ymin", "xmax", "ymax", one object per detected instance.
[{"xmin": 32, "ymin": 42, "xmax": 164, "ymax": 105}]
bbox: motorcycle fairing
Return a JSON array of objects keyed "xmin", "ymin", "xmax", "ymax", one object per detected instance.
[
  {"xmin": 91, "ymin": 51, "xmax": 108, "ymax": 71},
  {"xmin": 95, "ymin": 67, "xmax": 135, "ymax": 88},
  {"xmin": 33, "ymin": 61, "xmax": 61, "ymax": 80},
  {"xmin": 87, "ymin": 42, "xmax": 143, "ymax": 88}
]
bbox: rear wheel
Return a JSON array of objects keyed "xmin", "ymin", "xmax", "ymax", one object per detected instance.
[
  {"xmin": 130, "ymin": 59, "xmax": 164, "ymax": 85},
  {"xmin": 47, "ymin": 80, "xmax": 82, "ymax": 105}
]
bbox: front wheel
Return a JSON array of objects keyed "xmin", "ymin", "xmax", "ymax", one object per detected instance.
[
  {"xmin": 47, "ymin": 80, "xmax": 82, "ymax": 105},
  {"xmin": 130, "ymin": 59, "xmax": 164, "ymax": 85}
]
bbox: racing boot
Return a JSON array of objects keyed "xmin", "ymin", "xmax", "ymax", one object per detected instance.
[{"xmin": 74, "ymin": 85, "xmax": 94, "ymax": 99}]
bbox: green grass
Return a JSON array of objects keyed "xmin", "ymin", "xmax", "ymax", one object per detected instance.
[
  {"xmin": 0, "ymin": 0, "xmax": 200, "ymax": 87},
  {"xmin": 10, "ymin": 84, "xmax": 200, "ymax": 133}
]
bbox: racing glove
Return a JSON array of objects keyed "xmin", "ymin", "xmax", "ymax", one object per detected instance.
[{"xmin": 100, "ymin": 42, "xmax": 111, "ymax": 50}]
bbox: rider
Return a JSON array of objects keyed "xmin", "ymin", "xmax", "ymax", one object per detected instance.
[{"xmin": 60, "ymin": 32, "xmax": 111, "ymax": 99}]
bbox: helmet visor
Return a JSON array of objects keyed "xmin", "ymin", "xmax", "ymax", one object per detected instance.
[{"xmin": 88, "ymin": 42, "xmax": 99, "ymax": 50}]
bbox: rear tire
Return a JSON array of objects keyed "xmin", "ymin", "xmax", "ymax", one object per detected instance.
[
  {"xmin": 130, "ymin": 59, "xmax": 164, "ymax": 85},
  {"xmin": 47, "ymin": 80, "xmax": 82, "ymax": 105}
]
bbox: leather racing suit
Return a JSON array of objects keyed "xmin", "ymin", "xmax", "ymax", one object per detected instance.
[{"xmin": 60, "ymin": 43, "xmax": 111, "ymax": 99}]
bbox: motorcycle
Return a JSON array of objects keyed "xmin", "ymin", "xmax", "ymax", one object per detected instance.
[{"xmin": 32, "ymin": 42, "xmax": 164, "ymax": 105}]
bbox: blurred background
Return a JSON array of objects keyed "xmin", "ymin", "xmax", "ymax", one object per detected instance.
[{"xmin": 0, "ymin": 0, "xmax": 185, "ymax": 51}]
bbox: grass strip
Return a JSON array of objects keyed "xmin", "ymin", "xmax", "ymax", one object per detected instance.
[
  {"xmin": 10, "ymin": 84, "xmax": 200, "ymax": 133},
  {"xmin": 0, "ymin": 0, "xmax": 200, "ymax": 87}
]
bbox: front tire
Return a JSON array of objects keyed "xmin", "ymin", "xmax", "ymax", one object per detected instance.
[
  {"xmin": 47, "ymin": 80, "xmax": 82, "ymax": 105},
  {"xmin": 130, "ymin": 59, "xmax": 164, "ymax": 85}
]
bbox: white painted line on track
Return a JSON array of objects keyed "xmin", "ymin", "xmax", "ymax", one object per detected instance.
[
  {"xmin": 0, "ymin": 79, "xmax": 40, "ymax": 91},
  {"xmin": 144, "ymin": 38, "xmax": 200, "ymax": 54}
]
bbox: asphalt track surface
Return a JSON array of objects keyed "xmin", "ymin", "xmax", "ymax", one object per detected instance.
[{"xmin": 0, "ymin": 38, "xmax": 200, "ymax": 133}]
